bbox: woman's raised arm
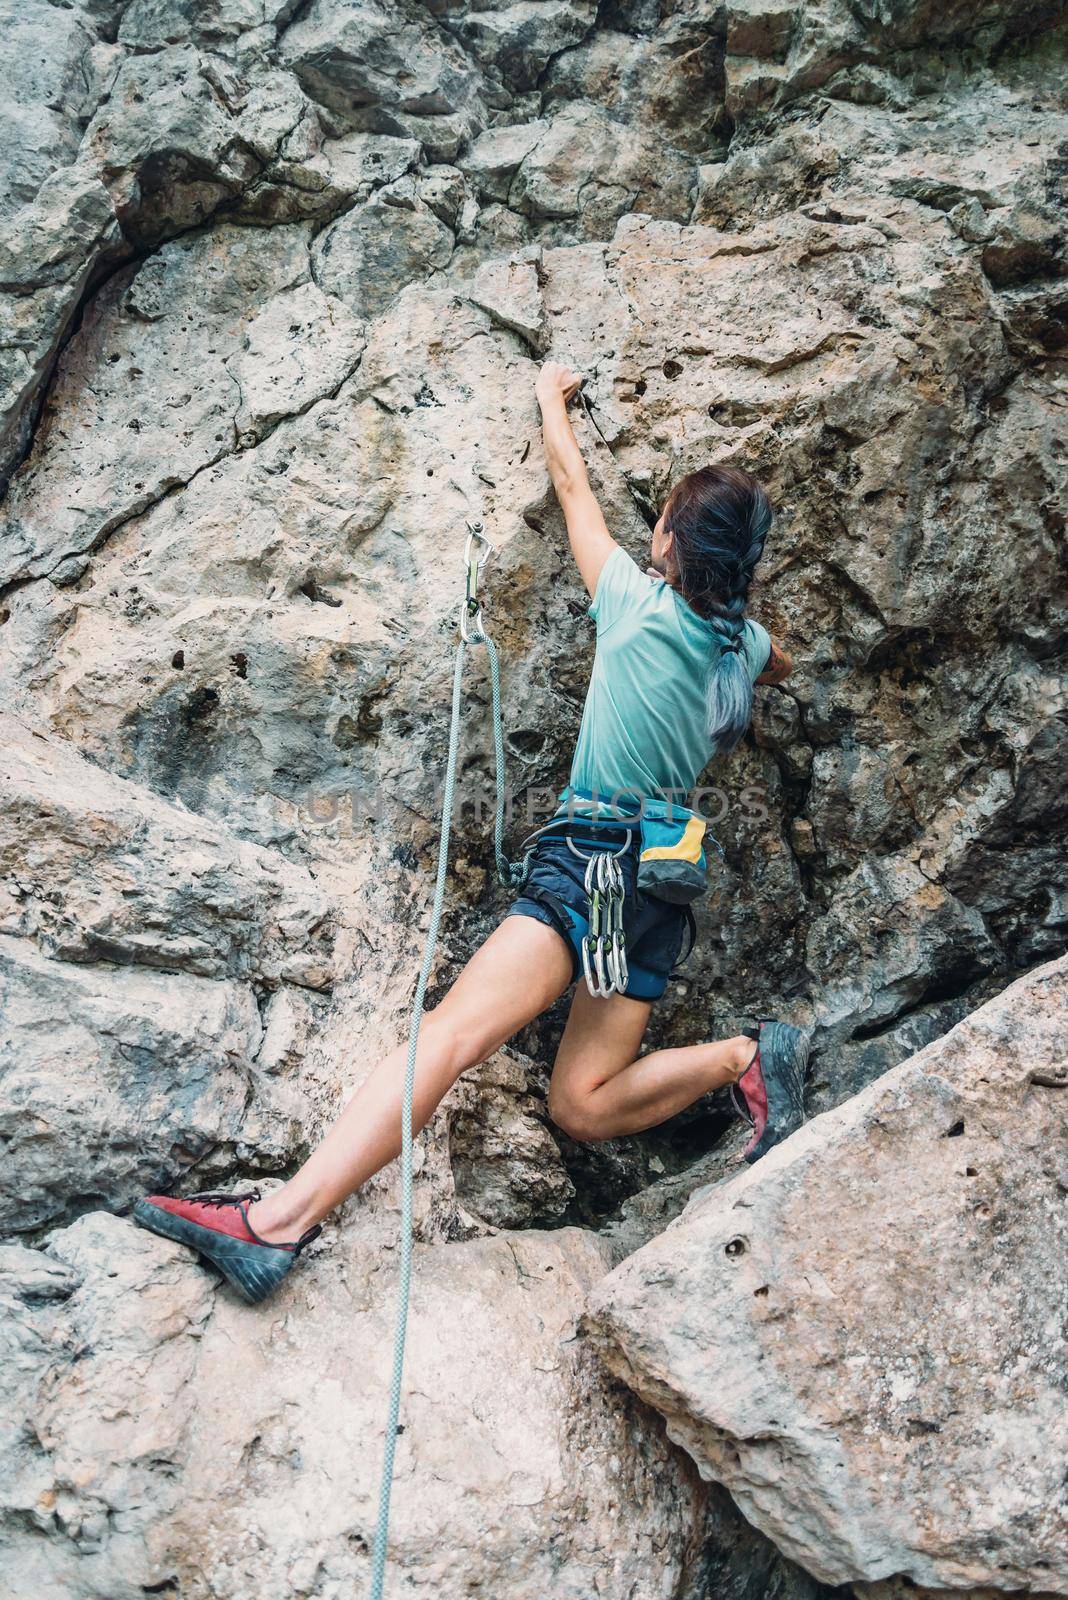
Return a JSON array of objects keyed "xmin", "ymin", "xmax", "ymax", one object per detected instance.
[{"xmin": 536, "ymin": 361, "xmax": 616, "ymax": 598}]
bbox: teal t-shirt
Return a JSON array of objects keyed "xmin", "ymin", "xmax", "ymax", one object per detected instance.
[{"xmin": 566, "ymin": 545, "xmax": 771, "ymax": 806}]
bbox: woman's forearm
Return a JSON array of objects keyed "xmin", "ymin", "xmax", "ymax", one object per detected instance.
[
  {"xmin": 539, "ymin": 391, "xmax": 590, "ymax": 500},
  {"xmin": 534, "ymin": 360, "xmax": 616, "ymax": 596}
]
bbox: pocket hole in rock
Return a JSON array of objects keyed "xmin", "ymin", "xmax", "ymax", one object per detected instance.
[
  {"xmin": 662, "ymin": 358, "xmax": 683, "ymax": 379},
  {"xmin": 183, "ymin": 686, "xmax": 218, "ymax": 724},
  {"xmin": 943, "ymin": 1119, "xmax": 965, "ymax": 1138},
  {"xmin": 507, "ymin": 728, "xmax": 546, "ymax": 758},
  {"xmin": 725, "ymin": 1236, "xmax": 748, "ymax": 1258},
  {"xmin": 171, "ymin": 649, "xmax": 185, "ymax": 669},
  {"xmin": 754, "ymin": 1284, "xmax": 769, "ymax": 1297},
  {"xmin": 230, "ymin": 652, "xmax": 248, "ymax": 679},
  {"xmin": 300, "ymin": 577, "xmax": 342, "ymax": 607}
]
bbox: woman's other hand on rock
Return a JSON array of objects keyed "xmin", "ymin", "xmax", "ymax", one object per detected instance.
[{"xmin": 536, "ymin": 361, "xmax": 583, "ymax": 407}]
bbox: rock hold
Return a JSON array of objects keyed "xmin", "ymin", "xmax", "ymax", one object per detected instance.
[{"xmin": 469, "ymin": 247, "xmax": 547, "ymax": 349}]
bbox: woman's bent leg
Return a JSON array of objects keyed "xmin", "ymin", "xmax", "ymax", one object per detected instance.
[
  {"xmin": 247, "ymin": 916, "xmax": 573, "ymax": 1242},
  {"xmin": 547, "ymin": 985, "xmax": 756, "ymax": 1143}
]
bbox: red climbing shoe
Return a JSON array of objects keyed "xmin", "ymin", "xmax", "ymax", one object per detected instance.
[
  {"xmin": 133, "ymin": 1189, "xmax": 320, "ymax": 1304},
  {"xmin": 731, "ymin": 1020, "xmax": 809, "ymax": 1164}
]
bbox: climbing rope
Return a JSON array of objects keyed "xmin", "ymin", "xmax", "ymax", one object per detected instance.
[{"xmin": 367, "ymin": 523, "xmax": 526, "ymax": 1600}]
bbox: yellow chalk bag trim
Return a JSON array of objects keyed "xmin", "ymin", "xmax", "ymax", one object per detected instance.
[{"xmin": 639, "ymin": 814, "xmax": 706, "ymax": 864}]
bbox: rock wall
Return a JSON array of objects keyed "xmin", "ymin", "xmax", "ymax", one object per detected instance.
[{"xmin": 0, "ymin": 1, "xmax": 1065, "ymax": 1596}]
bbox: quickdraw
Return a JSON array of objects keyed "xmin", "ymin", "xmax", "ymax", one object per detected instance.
[
  {"xmin": 580, "ymin": 849, "xmax": 629, "ymax": 996},
  {"xmin": 460, "ymin": 522, "xmax": 490, "ymax": 643},
  {"xmin": 565, "ymin": 835, "xmax": 630, "ymax": 998}
]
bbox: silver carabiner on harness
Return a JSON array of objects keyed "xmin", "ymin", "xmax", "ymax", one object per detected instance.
[
  {"xmin": 604, "ymin": 853, "xmax": 628, "ymax": 994},
  {"xmin": 581, "ymin": 849, "xmax": 629, "ymax": 999},
  {"xmin": 460, "ymin": 520, "xmax": 494, "ymax": 643},
  {"xmin": 581, "ymin": 852, "xmax": 607, "ymax": 997}
]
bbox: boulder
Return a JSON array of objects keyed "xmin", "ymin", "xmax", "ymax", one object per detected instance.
[
  {"xmin": 0, "ymin": 938, "xmax": 263, "ymax": 1235},
  {"xmin": 281, "ymin": 0, "xmax": 487, "ymax": 160},
  {"xmin": 0, "ymin": 222, "xmax": 335, "ymax": 587},
  {"xmin": 0, "ymin": 1214, "xmax": 706, "ymax": 1598},
  {"xmin": 587, "ymin": 955, "xmax": 1068, "ymax": 1592},
  {"xmin": 0, "ymin": 714, "xmax": 337, "ymax": 986},
  {"xmin": 433, "ymin": 0, "xmax": 599, "ymax": 94},
  {"xmin": 469, "ymin": 249, "xmax": 547, "ymax": 347}
]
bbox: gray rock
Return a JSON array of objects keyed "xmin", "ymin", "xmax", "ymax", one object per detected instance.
[
  {"xmin": 117, "ymin": 0, "xmax": 291, "ymax": 51},
  {"xmin": 0, "ymin": 1214, "xmax": 215, "ymax": 1596},
  {"xmin": 312, "ymin": 183, "xmax": 455, "ymax": 316},
  {"xmin": 0, "ymin": 220, "xmax": 365, "ymax": 587},
  {"xmin": 0, "ymin": 0, "xmax": 105, "ymax": 221},
  {"xmin": 0, "ymin": 713, "xmax": 337, "ymax": 986},
  {"xmin": 0, "ymin": 936, "xmax": 260, "ymax": 1234},
  {"xmin": 461, "ymin": 119, "xmax": 548, "ymax": 204},
  {"xmin": 587, "ymin": 956, "xmax": 1068, "ymax": 1591},
  {"xmin": 0, "ymin": 170, "xmax": 120, "ymax": 490},
  {"xmin": 509, "ymin": 103, "xmax": 696, "ymax": 229},
  {"xmin": 981, "ymin": 201, "xmax": 1065, "ymax": 287},
  {"xmin": 0, "ymin": 1217, "xmax": 706, "ymax": 1597},
  {"xmin": 281, "ymin": 0, "xmax": 487, "ymax": 160},
  {"xmin": 447, "ymin": 1046, "xmax": 574, "ymax": 1226},
  {"xmin": 0, "ymin": 714, "xmax": 342, "ymax": 1233},
  {"xmin": 82, "ymin": 46, "xmax": 264, "ymax": 241},
  {"xmin": 469, "ymin": 249, "xmax": 546, "ymax": 347},
  {"xmin": 433, "ymin": 0, "xmax": 598, "ymax": 93},
  {"xmin": 230, "ymin": 280, "xmax": 366, "ymax": 439}
]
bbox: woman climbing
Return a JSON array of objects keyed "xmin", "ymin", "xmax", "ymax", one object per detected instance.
[{"xmin": 134, "ymin": 360, "xmax": 807, "ymax": 1303}]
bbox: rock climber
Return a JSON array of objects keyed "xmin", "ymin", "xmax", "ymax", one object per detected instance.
[{"xmin": 134, "ymin": 360, "xmax": 807, "ymax": 1303}]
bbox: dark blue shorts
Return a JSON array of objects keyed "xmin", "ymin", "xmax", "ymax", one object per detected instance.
[{"xmin": 505, "ymin": 821, "xmax": 693, "ymax": 1001}]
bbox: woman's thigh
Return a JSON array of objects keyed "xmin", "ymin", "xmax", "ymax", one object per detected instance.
[
  {"xmin": 430, "ymin": 913, "xmax": 575, "ymax": 1065},
  {"xmin": 549, "ymin": 983, "xmax": 652, "ymax": 1101}
]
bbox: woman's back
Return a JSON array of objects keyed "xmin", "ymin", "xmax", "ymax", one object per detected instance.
[{"xmin": 568, "ymin": 545, "xmax": 771, "ymax": 806}]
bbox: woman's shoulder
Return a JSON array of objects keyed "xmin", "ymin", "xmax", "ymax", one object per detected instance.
[{"xmin": 591, "ymin": 544, "xmax": 662, "ymax": 629}]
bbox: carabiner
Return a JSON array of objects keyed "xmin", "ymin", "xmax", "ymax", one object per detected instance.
[
  {"xmin": 460, "ymin": 599, "xmax": 486, "ymax": 643},
  {"xmin": 593, "ymin": 936, "xmax": 610, "ymax": 995},
  {"xmin": 579, "ymin": 851, "xmax": 629, "ymax": 999},
  {"xmin": 461, "ymin": 520, "xmax": 494, "ymax": 643}
]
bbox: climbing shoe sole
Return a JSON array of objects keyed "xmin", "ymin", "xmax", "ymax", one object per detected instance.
[
  {"xmin": 133, "ymin": 1199, "xmax": 298, "ymax": 1304},
  {"xmin": 744, "ymin": 1020, "xmax": 810, "ymax": 1165}
]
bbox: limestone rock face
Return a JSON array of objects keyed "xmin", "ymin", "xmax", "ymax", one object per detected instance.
[
  {"xmin": 588, "ymin": 957, "xmax": 1068, "ymax": 1592},
  {"xmin": 1, "ymin": 1214, "xmax": 706, "ymax": 1600},
  {"xmin": 0, "ymin": 716, "xmax": 339, "ymax": 1233},
  {"xmin": 0, "ymin": 0, "xmax": 1065, "ymax": 1594}
]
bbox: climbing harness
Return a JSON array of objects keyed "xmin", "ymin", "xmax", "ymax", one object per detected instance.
[{"xmin": 367, "ymin": 523, "xmax": 527, "ymax": 1600}]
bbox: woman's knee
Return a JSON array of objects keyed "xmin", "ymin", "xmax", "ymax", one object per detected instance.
[{"xmin": 547, "ymin": 1081, "xmax": 604, "ymax": 1144}]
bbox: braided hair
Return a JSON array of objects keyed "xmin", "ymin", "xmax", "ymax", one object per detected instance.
[{"xmin": 663, "ymin": 464, "xmax": 772, "ymax": 754}]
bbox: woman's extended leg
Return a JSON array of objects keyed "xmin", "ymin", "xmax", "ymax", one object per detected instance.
[
  {"xmin": 547, "ymin": 985, "xmax": 756, "ymax": 1144},
  {"xmin": 246, "ymin": 916, "xmax": 574, "ymax": 1242}
]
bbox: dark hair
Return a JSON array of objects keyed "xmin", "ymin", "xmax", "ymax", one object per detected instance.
[{"xmin": 664, "ymin": 464, "xmax": 773, "ymax": 754}]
